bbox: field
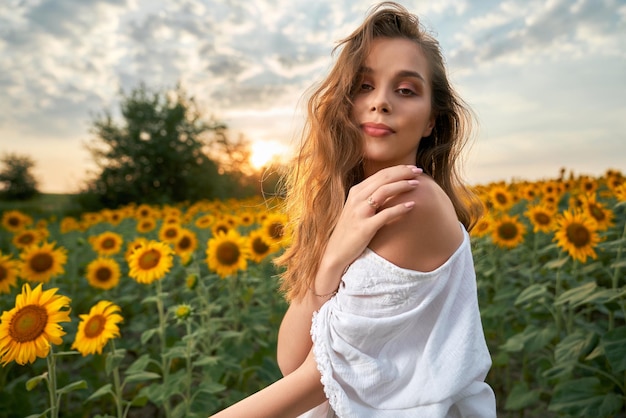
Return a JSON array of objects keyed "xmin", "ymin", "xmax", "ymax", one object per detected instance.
[{"xmin": 0, "ymin": 168, "xmax": 624, "ymax": 417}]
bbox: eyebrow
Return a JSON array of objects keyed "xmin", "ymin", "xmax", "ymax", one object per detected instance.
[{"xmin": 360, "ymin": 66, "xmax": 426, "ymax": 83}]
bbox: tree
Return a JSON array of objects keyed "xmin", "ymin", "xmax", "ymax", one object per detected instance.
[
  {"xmin": 0, "ymin": 153, "xmax": 40, "ymax": 200},
  {"xmin": 82, "ymin": 84, "xmax": 245, "ymax": 208}
]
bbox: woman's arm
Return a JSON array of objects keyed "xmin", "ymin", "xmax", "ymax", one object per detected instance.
[
  {"xmin": 210, "ymin": 350, "xmax": 326, "ymax": 418},
  {"xmin": 277, "ymin": 165, "xmax": 424, "ymax": 375}
]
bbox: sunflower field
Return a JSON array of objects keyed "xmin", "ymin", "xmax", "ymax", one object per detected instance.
[{"xmin": 0, "ymin": 168, "xmax": 625, "ymax": 418}]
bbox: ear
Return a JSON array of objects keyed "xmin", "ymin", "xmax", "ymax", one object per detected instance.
[{"xmin": 422, "ymin": 115, "xmax": 436, "ymax": 138}]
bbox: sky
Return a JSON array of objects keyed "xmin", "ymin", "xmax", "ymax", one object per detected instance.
[{"xmin": 1, "ymin": 0, "xmax": 624, "ymax": 194}]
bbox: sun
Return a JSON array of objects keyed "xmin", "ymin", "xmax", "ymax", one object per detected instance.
[{"xmin": 249, "ymin": 140, "xmax": 288, "ymax": 170}]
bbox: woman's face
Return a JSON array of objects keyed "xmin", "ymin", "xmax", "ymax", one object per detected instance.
[{"xmin": 352, "ymin": 37, "xmax": 434, "ymax": 176}]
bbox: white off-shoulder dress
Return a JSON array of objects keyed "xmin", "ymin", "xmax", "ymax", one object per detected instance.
[{"xmin": 298, "ymin": 227, "xmax": 496, "ymax": 418}]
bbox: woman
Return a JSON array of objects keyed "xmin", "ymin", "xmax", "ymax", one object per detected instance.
[{"xmin": 212, "ymin": 2, "xmax": 496, "ymax": 417}]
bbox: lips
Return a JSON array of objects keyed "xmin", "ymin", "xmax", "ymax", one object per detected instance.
[{"xmin": 361, "ymin": 122, "xmax": 395, "ymax": 137}]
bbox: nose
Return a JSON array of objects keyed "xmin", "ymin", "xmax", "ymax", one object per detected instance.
[{"xmin": 369, "ymin": 90, "xmax": 391, "ymax": 113}]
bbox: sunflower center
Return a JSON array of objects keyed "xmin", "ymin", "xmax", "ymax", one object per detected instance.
[
  {"xmin": 0, "ymin": 265, "xmax": 7, "ymax": 281},
  {"xmin": 588, "ymin": 204, "xmax": 605, "ymax": 222},
  {"xmin": 84, "ymin": 314, "xmax": 106, "ymax": 338},
  {"xmin": 30, "ymin": 253, "xmax": 53, "ymax": 273},
  {"xmin": 101, "ymin": 238, "xmax": 116, "ymax": 249},
  {"xmin": 534, "ymin": 213, "xmax": 551, "ymax": 226},
  {"xmin": 495, "ymin": 193, "xmax": 508, "ymax": 205},
  {"xmin": 252, "ymin": 237, "xmax": 269, "ymax": 254},
  {"xmin": 138, "ymin": 249, "xmax": 161, "ymax": 270},
  {"xmin": 178, "ymin": 236, "xmax": 192, "ymax": 250},
  {"xmin": 10, "ymin": 305, "xmax": 48, "ymax": 343},
  {"xmin": 18, "ymin": 233, "xmax": 35, "ymax": 245},
  {"xmin": 268, "ymin": 222, "xmax": 284, "ymax": 240},
  {"xmin": 216, "ymin": 225, "xmax": 229, "ymax": 234},
  {"xmin": 566, "ymin": 223, "xmax": 590, "ymax": 248},
  {"xmin": 217, "ymin": 242, "xmax": 240, "ymax": 266},
  {"xmin": 96, "ymin": 267, "xmax": 112, "ymax": 282},
  {"xmin": 164, "ymin": 228, "xmax": 177, "ymax": 238},
  {"xmin": 498, "ymin": 223, "xmax": 518, "ymax": 240},
  {"xmin": 8, "ymin": 217, "xmax": 20, "ymax": 227}
]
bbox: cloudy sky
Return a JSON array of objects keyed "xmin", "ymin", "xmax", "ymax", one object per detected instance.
[{"xmin": 1, "ymin": 0, "xmax": 624, "ymax": 193}]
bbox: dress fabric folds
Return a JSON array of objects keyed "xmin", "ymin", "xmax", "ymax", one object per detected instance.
[{"xmin": 298, "ymin": 227, "xmax": 496, "ymax": 418}]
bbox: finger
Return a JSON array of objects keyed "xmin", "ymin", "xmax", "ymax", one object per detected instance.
[
  {"xmin": 356, "ymin": 165, "xmax": 422, "ymax": 198},
  {"xmin": 369, "ymin": 178, "xmax": 419, "ymax": 209},
  {"xmin": 371, "ymin": 200, "xmax": 416, "ymax": 225}
]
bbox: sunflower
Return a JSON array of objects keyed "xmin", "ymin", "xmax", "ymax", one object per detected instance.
[
  {"xmin": 238, "ymin": 210, "xmax": 256, "ymax": 227},
  {"xmin": 554, "ymin": 209, "xmax": 601, "ymax": 263},
  {"xmin": 124, "ymin": 237, "xmax": 149, "ymax": 262},
  {"xmin": 128, "ymin": 240, "xmax": 174, "ymax": 284},
  {"xmin": 158, "ymin": 223, "xmax": 182, "ymax": 244},
  {"xmin": 488, "ymin": 184, "xmax": 513, "ymax": 212},
  {"xmin": 89, "ymin": 232, "xmax": 124, "ymax": 256},
  {"xmin": 491, "ymin": 215, "xmax": 527, "ymax": 249},
  {"xmin": 135, "ymin": 204, "xmax": 159, "ymax": 219},
  {"xmin": 249, "ymin": 229, "xmax": 274, "ymax": 262},
  {"xmin": 12, "ymin": 229, "xmax": 44, "ymax": 249},
  {"xmin": 581, "ymin": 193, "xmax": 614, "ymax": 231},
  {"xmin": 261, "ymin": 212, "xmax": 290, "ymax": 247},
  {"xmin": 194, "ymin": 214, "xmax": 215, "ymax": 229},
  {"xmin": 578, "ymin": 176, "xmax": 598, "ymax": 195},
  {"xmin": 1, "ymin": 210, "xmax": 33, "ymax": 233},
  {"xmin": 0, "ymin": 253, "xmax": 19, "ymax": 294},
  {"xmin": 206, "ymin": 230, "xmax": 251, "ymax": 278},
  {"xmin": 470, "ymin": 215, "xmax": 492, "ymax": 238},
  {"xmin": 60, "ymin": 217, "xmax": 82, "ymax": 233},
  {"xmin": 86, "ymin": 258, "xmax": 121, "ymax": 290},
  {"xmin": 524, "ymin": 204, "xmax": 556, "ymax": 233},
  {"xmin": 174, "ymin": 304, "xmax": 192, "ymax": 321},
  {"xmin": 136, "ymin": 218, "xmax": 157, "ymax": 233},
  {"xmin": 19, "ymin": 241, "xmax": 68, "ymax": 283},
  {"xmin": 71, "ymin": 300, "xmax": 123, "ymax": 356},
  {"xmin": 615, "ymin": 182, "xmax": 626, "ymax": 202},
  {"xmin": 0, "ymin": 283, "xmax": 71, "ymax": 365},
  {"xmin": 212, "ymin": 219, "xmax": 232, "ymax": 236},
  {"xmin": 174, "ymin": 228, "xmax": 198, "ymax": 265}
]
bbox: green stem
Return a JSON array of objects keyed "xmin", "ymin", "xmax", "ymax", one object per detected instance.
[
  {"xmin": 47, "ymin": 348, "xmax": 58, "ymax": 418},
  {"xmin": 110, "ymin": 341, "xmax": 124, "ymax": 418},
  {"xmin": 575, "ymin": 362, "xmax": 625, "ymax": 393},
  {"xmin": 155, "ymin": 279, "xmax": 172, "ymax": 418},
  {"xmin": 185, "ymin": 320, "xmax": 193, "ymax": 417},
  {"xmin": 609, "ymin": 222, "xmax": 626, "ymax": 331}
]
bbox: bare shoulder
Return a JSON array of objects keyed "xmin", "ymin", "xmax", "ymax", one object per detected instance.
[{"xmin": 368, "ymin": 175, "xmax": 465, "ymax": 272}]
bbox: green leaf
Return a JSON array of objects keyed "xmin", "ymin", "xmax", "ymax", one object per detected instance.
[
  {"xmin": 555, "ymin": 330, "xmax": 597, "ymax": 364},
  {"xmin": 130, "ymin": 394, "xmax": 149, "ymax": 407},
  {"xmin": 56, "ymin": 380, "xmax": 88, "ymax": 395},
  {"xmin": 52, "ymin": 350, "xmax": 81, "ymax": 357},
  {"xmin": 125, "ymin": 353, "xmax": 152, "ymax": 374},
  {"xmin": 545, "ymin": 257, "xmax": 568, "ymax": 269},
  {"xmin": 141, "ymin": 328, "xmax": 159, "ymax": 345},
  {"xmin": 515, "ymin": 284, "xmax": 549, "ymax": 306},
  {"xmin": 26, "ymin": 373, "xmax": 47, "ymax": 391},
  {"xmin": 124, "ymin": 372, "xmax": 161, "ymax": 384},
  {"xmin": 555, "ymin": 281, "xmax": 597, "ymax": 306},
  {"xmin": 504, "ymin": 382, "xmax": 540, "ymax": 411},
  {"xmin": 601, "ymin": 326, "xmax": 626, "ymax": 373},
  {"xmin": 163, "ymin": 346, "xmax": 187, "ymax": 359},
  {"xmin": 195, "ymin": 382, "xmax": 226, "ymax": 394},
  {"xmin": 548, "ymin": 377, "xmax": 623, "ymax": 416},
  {"xmin": 610, "ymin": 259, "xmax": 626, "ymax": 269},
  {"xmin": 105, "ymin": 348, "xmax": 125, "ymax": 376},
  {"xmin": 193, "ymin": 356, "xmax": 220, "ymax": 367},
  {"xmin": 85, "ymin": 383, "xmax": 113, "ymax": 402}
]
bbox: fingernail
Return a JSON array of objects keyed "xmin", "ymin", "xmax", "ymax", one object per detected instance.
[
  {"xmin": 408, "ymin": 166, "xmax": 422, "ymax": 174},
  {"xmin": 408, "ymin": 180, "xmax": 419, "ymax": 186},
  {"xmin": 405, "ymin": 201, "xmax": 415, "ymax": 208}
]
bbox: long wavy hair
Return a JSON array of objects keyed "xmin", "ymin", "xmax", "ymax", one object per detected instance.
[{"xmin": 275, "ymin": 1, "xmax": 483, "ymax": 301}]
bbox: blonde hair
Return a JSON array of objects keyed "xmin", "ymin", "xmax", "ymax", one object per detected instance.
[{"xmin": 275, "ymin": 1, "xmax": 482, "ymax": 301}]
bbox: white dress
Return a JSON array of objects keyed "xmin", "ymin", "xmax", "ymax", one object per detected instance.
[{"xmin": 298, "ymin": 227, "xmax": 496, "ymax": 418}]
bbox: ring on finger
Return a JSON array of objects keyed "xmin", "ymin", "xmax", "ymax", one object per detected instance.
[{"xmin": 367, "ymin": 196, "xmax": 379, "ymax": 209}]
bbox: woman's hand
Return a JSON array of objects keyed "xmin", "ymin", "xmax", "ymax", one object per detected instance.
[{"xmin": 313, "ymin": 164, "xmax": 422, "ymax": 294}]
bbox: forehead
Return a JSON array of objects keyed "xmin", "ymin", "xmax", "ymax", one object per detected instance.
[{"xmin": 363, "ymin": 37, "xmax": 429, "ymax": 80}]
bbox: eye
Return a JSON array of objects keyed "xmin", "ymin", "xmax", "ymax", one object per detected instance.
[
  {"xmin": 360, "ymin": 82, "xmax": 374, "ymax": 91},
  {"xmin": 397, "ymin": 88, "xmax": 415, "ymax": 96}
]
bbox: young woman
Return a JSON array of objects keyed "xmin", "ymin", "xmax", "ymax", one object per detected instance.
[{"xmin": 211, "ymin": 2, "xmax": 496, "ymax": 417}]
